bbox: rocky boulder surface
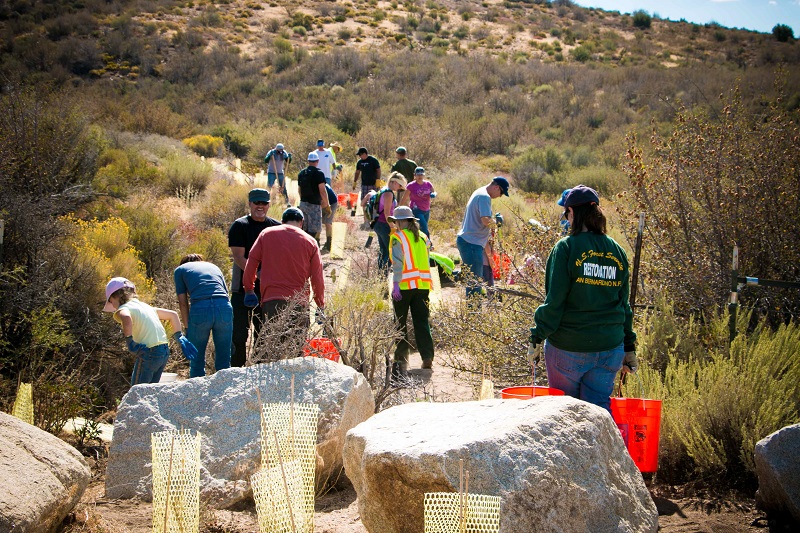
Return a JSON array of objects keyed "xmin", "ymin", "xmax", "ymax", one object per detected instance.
[
  {"xmin": 0, "ymin": 412, "xmax": 91, "ymax": 532},
  {"xmin": 106, "ymin": 357, "xmax": 374, "ymax": 508},
  {"xmin": 343, "ymin": 396, "xmax": 657, "ymax": 533},
  {"xmin": 755, "ymin": 423, "xmax": 800, "ymax": 522}
]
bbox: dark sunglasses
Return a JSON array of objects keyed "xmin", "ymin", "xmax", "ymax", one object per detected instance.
[{"xmin": 252, "ymin": 201, "xmax": 269, "ymax": 206}]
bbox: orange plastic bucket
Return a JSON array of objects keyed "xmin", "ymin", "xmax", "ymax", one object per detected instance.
[
  {"xmin": 302, "ymin": 337, "xmax": 341, "ymax": 362},
  {"xmin": 337, "ymin": 193, "xmax": 348, "ymax": 207},
  {"xmin": 500, "ymin": 386, "xmax": 564, "ymax": 399},
  {"xmin": 610, "ymin": 397, "xmax": 662, "ymax": 473},
  {"xmin": 349, "ymin": 192, "xmax": 359, "ymax": 207}
]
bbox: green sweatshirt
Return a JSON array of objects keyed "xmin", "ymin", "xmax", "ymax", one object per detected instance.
[{"xmin": 532, "ymin": 231, "xmax": 636, "ymax": 353}]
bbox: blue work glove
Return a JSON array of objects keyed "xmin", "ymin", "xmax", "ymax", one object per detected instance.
[
  {"xmin": 391, "ymin": 282, "xmax": 402, "ymax": 301},
  {"xmin": 315, "ymin": 307, "xmax": 325, "ymax": 325},
  {"xmin": 336, "ymin": 164, "xmax": 343, "ymax": 171},
  {"xmin": 430, "ymin": 191, "xmax": 437, "ymax": 199},
  {"xmin": 495, "ymin": 212, "xmax": 504, "ymax": 228},
  {"xmin": 173, "ymin": 332, "xmax": 198, "ymax": 361},
  {"xmin": 244, "ymin": 291, "xmax": 259, "ymax": 308},
  {"xmin": 125, "ymin": 336, "xmax": 148, "ymax": 355}
]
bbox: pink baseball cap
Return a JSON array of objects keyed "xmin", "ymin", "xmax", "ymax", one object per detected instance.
[{"xmin": 103, "ymin": 277, "xmax": 135, "ymax": 312}]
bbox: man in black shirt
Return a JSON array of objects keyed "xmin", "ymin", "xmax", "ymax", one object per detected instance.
[
  {"xmin": 353, "ymin": 146, "xmax": 381, "ymax": 199},
  {"xmin": 227, "ymin": 188, "xmax": 281, "ymax": 366},
  {"xmin": 297, "ymin": 151, "xmax": 331, "ymax": 242}
]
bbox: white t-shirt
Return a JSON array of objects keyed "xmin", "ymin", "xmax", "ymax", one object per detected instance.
[{"xmin": 316, "ymin": 148, "xmax": 334, "ymax": 181}]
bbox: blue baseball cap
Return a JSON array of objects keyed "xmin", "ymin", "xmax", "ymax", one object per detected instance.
[
  {"xmin": 557, "ymin": 188, "xmax": 571, "ymax": 206},
  {"xmin": 563, "ymin": 184, "xmax": 599, "ymax": 207},
  {"xmin": 491, "ymin": 176, "xmax": 510, "ymax": 196}
]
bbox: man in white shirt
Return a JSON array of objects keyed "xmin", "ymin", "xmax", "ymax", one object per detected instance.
[{"xmin": 315, "ymin": 139, "xmax": 335, "ymax": 185}]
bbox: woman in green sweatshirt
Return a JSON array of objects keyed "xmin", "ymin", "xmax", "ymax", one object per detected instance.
[{"xmin": 529, "ymin": 185, "xmax": 638, "ymax": 412}]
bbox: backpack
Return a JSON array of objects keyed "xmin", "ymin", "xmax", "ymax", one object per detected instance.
[{"xmin": 365, "ymin": 188, "xmax": 390, "ymax": 228}]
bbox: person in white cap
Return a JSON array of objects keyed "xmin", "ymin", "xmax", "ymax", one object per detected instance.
[
  {"xmin": 263, "ymin": 143, "xmax": 292, "ymax": 206},
  {"xmin": 297, "ymin": 151, "xmax": 331, "ymax": 243},
  {"xmin": 103, "ymin": 277, "xmax": 198, "ymax": 386},
  {"xmin": 387, "ymin": 205, "xmax": 434, "ymax": 379},
  {"xmin": 315, "ymin": 139, "xmax": 335, "ymax": 185}
]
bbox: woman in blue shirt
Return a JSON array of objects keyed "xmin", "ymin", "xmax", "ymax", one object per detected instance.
[{"xmin": 174, "ymin": 254, "xmax": 233, "ymax": 377}]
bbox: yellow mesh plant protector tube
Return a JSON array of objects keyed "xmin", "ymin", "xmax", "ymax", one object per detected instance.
[
  {"xmin": 424, "ymin": 492, "xmax": 501, "ymax": 533},
  {"xmin": 478, "ymin": 379, "xmax": 494, "ymax": 401},
  {"xmin": 258, "ymin": 402, "xmax": 320, "ymax": 533},
  {"xmin": 151, "ymin": 429, "xmax": 202, "ymax": 533},
  {"xmin": 330, "ymin": 221, "xmax": 347, "ymax": 259},
  {"xmin": 12, "ymin": 382, "xmax": 33, "ymax": 425},
  {"xmin": 252, "ymin": 459, "xmax": 311, "ymax": 533}
]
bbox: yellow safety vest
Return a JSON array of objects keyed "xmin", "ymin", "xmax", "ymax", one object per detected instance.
[{"xmin": 390, "ymin": 229, "xmax": 431, "ymax": 290}]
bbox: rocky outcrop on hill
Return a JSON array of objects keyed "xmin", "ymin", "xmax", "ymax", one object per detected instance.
[
  {"xmin": 0, "ymin": 412, "xmax": 91, "ymax": 532},
  {"xmin": 106, "ymin": 357, "xmax": 374, "ymax": 508},
  {"xmin": 343, "ymin": 396, "xmax": 658, "ymax": 533},
  {"xmin": 755, "ymin": 423, "xmax": 800, "ymax": 522}
]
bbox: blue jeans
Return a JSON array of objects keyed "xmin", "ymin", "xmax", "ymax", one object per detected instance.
[
  {"xmin": 374, "ymin": 221, "xmax": 392, "ymax": 271},
  {"xmin": 267, "ymin": 172, "xmax": 288, "ymax": 203},
  {"xmin": 544, "ymin": 341, "xmax": 625, "ymax": 413},
  {"xmin": 412, "ymin": 208, "xmax": 430, "ymax": 237},
  {"xmin": 131, "ymin": 343, "xmax": 169, "ymax": 386},
  {"xmin": 457, "ymin": 236, "xmax": 485, "ymax": 298},
  {"xmin": 187, "ymin": 297, "xmax": 233, "ymax": 378}
]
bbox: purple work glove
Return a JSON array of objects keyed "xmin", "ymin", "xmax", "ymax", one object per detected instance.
[
  {"xmin": 172, "ymin": 332, "xmax": 198, "ymax": 361},
  {"xmin": 391, "ymin": 282, "xmax": 402, "ymax": 301}
]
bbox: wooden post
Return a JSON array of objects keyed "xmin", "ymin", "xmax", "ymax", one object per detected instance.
[
  {"xmin": 728, "ymin": 245, "xmax": 739, "ymax": 343},
  {"xmin": 629, "ymin": 213, "xmax": 645, "ymax": 312},
  {"xmin": 0, "ymin": 219, "xmax": 4, "ymax": 268}
]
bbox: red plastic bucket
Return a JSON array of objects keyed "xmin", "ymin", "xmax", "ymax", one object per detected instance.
[
  {"xmin": 337, "ymin": 193, "xmax": 349, "ymax": 207},
  {"xmin": 611, "ymin": 397, "xmax": 662, "ymax": 473},
  {"xmin": 349, "ymin": 192, "xmax": 359, "ymax": 207},
  {"xmin": 500, "ymin": 386, "xmax": 564, "ymax": 399},
  {"xmin": 302, "ymin": 338, "xmax": 341, "ymax": 362}
]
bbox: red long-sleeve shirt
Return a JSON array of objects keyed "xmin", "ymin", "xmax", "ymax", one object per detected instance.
[{"xmin": 243, "ymin": 225, "xmax": 325, "ymax": 308}]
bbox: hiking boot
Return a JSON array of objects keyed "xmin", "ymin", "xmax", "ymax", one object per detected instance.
[
  {"xmin": 321, "ymin": 241, "xmax": 331, "ymax": 252},
  {"xmin": 421, "ymin": 359, "xmax": 433, "ymax": 370}
]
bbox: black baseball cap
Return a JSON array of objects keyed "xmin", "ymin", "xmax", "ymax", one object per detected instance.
[
  {"xmin": 282, "ymin": 207, "xmax": 304, "ymax": 223},
  {"xmin": 357, "ymin": 147, "xmax": 368, "ymax": 155}
]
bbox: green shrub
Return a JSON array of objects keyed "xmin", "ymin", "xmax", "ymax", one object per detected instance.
[
  {"xmin": 162, "ymin": 154, "xmax": 213, "ymax": 195},
  {"xmin": 183, "ymin": 135, "xmax": 224, "ymax": 157},
  {"xmin": 120, "ymin": 197, "xmax": 181, "ymax": 277},
  {"xmin": 629, "ymin": 309, "xmax": 800, "ymax": 487},
  {"xmin": 571, "ymin": 45, "xmax": 591, "ymax": 62},
  {"xmin": 772, "ymin": 24, "xmax": 793, "ymax": 42},
  {"xmin": 632, "ymin": 10, "xmax": 651, "ymax": 30}
]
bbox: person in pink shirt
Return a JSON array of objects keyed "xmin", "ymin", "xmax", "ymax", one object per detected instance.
[
  {"xmin": 402, "ymin": 166, "xmax": 436, "ymax": 238},
  {"xmin": 242, "ymin": 207, "xmax": 325, "ymax": 357}
]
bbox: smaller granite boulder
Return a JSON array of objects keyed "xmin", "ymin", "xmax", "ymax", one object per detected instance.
[
  {"xmin": 755, "ymin": 423, "xmax": 800, "ymax": 522},
  {"xmin": 106, "ymin": 357, "xmax": 374, "ymax": 508},
  {"xmin": 0, "ymin": 412, "xmax": 91, "ymax": 532}
]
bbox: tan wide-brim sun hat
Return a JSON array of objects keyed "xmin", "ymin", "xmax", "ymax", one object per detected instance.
[
  {"xmin": 388, "ymin": 205, "xmax": 418, "ymax": 222},
  {"xmin": 388, "ymin": 174, "xmax": 407, "ymax": 190}
]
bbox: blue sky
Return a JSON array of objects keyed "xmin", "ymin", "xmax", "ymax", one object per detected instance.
[{"xmin": 573, "ymin": 0, "xmax": 800, "ymax": 34}]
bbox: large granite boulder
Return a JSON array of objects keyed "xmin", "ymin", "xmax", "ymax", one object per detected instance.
[
  {"xmin": 343, "ymin": 396, "xmax": 657, "ymax": 533},
  {"xmin": 0, "ymin": 412, "xmax": 91, "ymax": 532},
  {"xmin": 755, "ymin": 423, "xmax": 800, "ymax": 522},
  {"xmin": 106, "ymin": 357, "xmax": 374, "ymax": 508}
]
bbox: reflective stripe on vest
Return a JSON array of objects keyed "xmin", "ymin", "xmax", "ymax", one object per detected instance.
[{"xmin": 390, "ymin": 229, "xmax": 431, "ymax": 290}]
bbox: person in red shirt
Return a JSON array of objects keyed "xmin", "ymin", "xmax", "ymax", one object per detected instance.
[{"xmin": 242, "ymin": 208, "xmax": 325, "ymax": 356}]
